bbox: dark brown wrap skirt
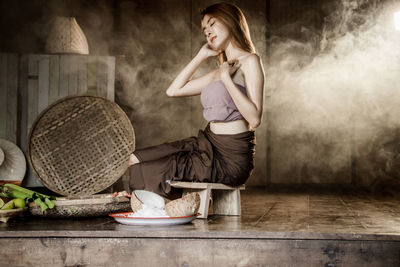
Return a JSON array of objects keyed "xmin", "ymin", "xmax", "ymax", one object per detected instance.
[{"xmin": 129, "ymin": 123, "xmax": 256, "ymax": 198}]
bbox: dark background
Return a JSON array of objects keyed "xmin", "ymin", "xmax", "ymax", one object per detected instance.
[{"xmin": 1, "ymin": 0, "xmax": 399, "ymax": 192}]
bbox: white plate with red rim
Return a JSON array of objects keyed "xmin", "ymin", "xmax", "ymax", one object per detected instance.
[{"xmin": 109, "ymin": 212, "xmax": 200, "ymax": 226}]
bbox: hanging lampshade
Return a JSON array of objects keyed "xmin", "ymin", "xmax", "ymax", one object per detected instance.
[{"xmin": 45, "ymin": 16, "xmax": 89, "ymax": 55}]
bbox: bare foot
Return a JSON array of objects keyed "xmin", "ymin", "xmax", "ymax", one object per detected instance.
[
  {"xmin": 129, "ymin": 153, "xmax": 140, "ymax": 166},
  {"xmin": 112, "ymin": 191, "xmax": 132, "ymax": 198}
]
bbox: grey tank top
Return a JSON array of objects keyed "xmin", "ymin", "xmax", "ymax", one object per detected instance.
[{"xmin": 200, "ymin": 80, "xmax": 247, "ymax": 122}]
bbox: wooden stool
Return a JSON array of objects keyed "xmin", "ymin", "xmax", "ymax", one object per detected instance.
[{"xmin": 169, "ymin": 181, "xmax": 245, "ymax": 219}]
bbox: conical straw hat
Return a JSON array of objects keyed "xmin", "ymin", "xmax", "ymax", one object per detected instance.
[
  {"xmin": 0, "ymin": 148, "xmax": 4, "ymax": 166},
  {"xmin": 45, "ymin": 16, "xmax": 89, "ymax": 55},
  {"xmin": 0, "ymin": 139, "xmax": 26, "ymax": 184}
]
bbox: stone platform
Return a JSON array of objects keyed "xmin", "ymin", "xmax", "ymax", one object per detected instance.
[{"xmin": 1, "ymin": 187, "xmax": 400, "ymax": 266}]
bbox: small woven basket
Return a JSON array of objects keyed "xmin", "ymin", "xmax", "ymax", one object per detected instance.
[
  {"xmin": 28, "ymin": 95, "xmax": 135, "ymax": 196},
  {"xmin": 28, "ymin": 194, "xmax": 131, "ymax": 218}
]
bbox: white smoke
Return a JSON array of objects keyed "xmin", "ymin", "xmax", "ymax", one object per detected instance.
[{"xmin": 267, "ymin": 0, "xmax": 400, "ymax": 181}]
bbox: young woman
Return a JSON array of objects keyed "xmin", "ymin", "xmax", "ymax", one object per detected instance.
[{"xmin": 128, "ymin": 2, "xmax": 265, "ymax": 198}]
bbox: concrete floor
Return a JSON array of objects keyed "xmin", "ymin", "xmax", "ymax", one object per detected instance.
[{"xmin": 1, "ymin": 186, "xmax": 400, "ymax": 266}]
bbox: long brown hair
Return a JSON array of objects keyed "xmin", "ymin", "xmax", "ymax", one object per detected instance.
[{"xmin": 200, "ymin": 2, "xmax": 255, "ymax": 64}]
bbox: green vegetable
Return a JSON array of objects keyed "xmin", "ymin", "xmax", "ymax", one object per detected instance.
[
  {"xmin": 0, "ymin": 184, "xmax": 56, "ymax": 213},
  {"xmin": 2, "ymin": 184, "xmax": 53, "ymax": 199},
  {"xmin": 0, "ymin": 192, "xmax": 10, "ymax": 198},
  {"xmin": 13, "ymin": 198, "xmax": 26, "ymax": 208},
  {"xmin": 1, "ymin": 200, "xmax": 15, "ymax": 210},
  {"xmin": 34, "ymin": 198, "xmax": 48, "ymax": 213},
  {"xmin": 44, "ymin": 197, "xmax": 55, "ymax": 209}
]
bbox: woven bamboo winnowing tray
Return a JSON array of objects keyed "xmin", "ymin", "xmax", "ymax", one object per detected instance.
[{"xmin": 28, "ymin": 95, "xmax": 135, "ymax": 196}]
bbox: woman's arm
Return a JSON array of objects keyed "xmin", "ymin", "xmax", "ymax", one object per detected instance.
[
  {"xmin": 166, "ymin": 44, "xmax": 219, "ymax": 97},
  {"xmin": 220, "ymin": 54, "xmax": 265, "ymax": 129}
]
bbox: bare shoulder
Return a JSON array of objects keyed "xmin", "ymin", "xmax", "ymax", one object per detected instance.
[
  {"xmin": 241, "ymin": 53, "xmax": 262, "ymax": 67},
  {"xmin": 241, "ymin": 53, "xmax": 264, "ymax": 77}
]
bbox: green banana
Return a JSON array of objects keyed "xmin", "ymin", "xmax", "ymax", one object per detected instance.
[{"xmin": 1, "ymin": 184, "xmax": 56, "ymax": 213}]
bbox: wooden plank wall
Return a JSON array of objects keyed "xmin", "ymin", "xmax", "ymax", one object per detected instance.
[
  {"xmin": 0, "ymin": 53, "xmax": 116, "ymax": 187},
  {"xmin": 0, "ymin": 53, "xmax": 19, "ymax": 144}
]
